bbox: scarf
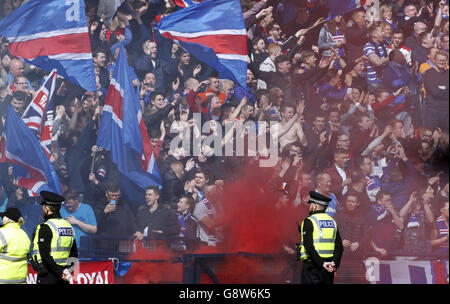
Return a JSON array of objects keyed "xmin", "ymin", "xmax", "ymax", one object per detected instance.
[{"xmin": 372, "ymin": 204, "xmax": 388, "ymax": 222}]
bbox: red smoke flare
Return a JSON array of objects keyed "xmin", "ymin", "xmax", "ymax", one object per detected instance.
[{"xmin": 121, "ymin": 162, "xmax": 307, "ymax": 283}]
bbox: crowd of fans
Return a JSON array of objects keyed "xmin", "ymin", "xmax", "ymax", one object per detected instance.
[{"xmin": 0, "ymin": 0, "xmax": 448, "ymax": 283}]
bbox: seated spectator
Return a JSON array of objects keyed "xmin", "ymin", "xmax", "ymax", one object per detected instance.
[
  {"xmin": 60, "ymin": 188, "xmax": 97, "ymax": 250},
  {"xmin": 133, "ymin": 186, "xmax": 180, "ymax": 242},
  {"xmin": 364, "ymin": 24, "xmax": 390, "ymax": 92}
]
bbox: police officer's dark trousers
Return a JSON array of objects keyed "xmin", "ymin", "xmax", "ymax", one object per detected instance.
[{"xmin": 301, "ymin": 260, "xmax": 334, "ymax": 284}]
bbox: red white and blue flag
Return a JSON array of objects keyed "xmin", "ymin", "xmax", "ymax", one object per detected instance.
[
  {"xmin": 21, "ymin": 69, "xmax": 57, "ymax": 158},
  {"xmin": 0, "ymin": 106, "xmax": 62, "ymax": 195},
  {"xmin": 0, "ymin": 0, "xmax": 96, "ymax": 92},
  {"xmin": 173, "ymin": 0, "xmax": 203, "ymax": 8},
  {"xmin": 97, "ymin": 45, "xmax": 161, "ymax": 206},
  {"xmin": 155, "ymin": 0, "xmax": 248, "ymax": 88},
  {"xmin": 327, "ymin": 0, "xmax": 367, "ymax": 19}
]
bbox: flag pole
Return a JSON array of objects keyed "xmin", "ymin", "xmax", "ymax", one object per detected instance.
[{"xmin": 305, "ymin": 17, "xmax": 326, "ymax": 33}]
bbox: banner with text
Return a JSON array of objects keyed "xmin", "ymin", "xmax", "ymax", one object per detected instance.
[{"xmin": 27, "ymin": 260, "xmax": 115, "ymax": 284}]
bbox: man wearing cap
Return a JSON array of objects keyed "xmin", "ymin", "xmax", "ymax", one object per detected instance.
[
  {"xmin": 31, "ymin": 191, "xmax": 78, "ymax": 284},
  {"xmin": 298, "ymin": 191, "xmax": 343, "ymax": 284},
  {"xmin": 0, "ymin": 208, "xmax": 30, "ymax": 284}
]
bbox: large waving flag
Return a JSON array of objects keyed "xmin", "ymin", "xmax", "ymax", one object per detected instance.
[
  {"xmin": 327, "ymin": 0, "xmax": 367, "ymax": 19},
  {"xmin": 21, "ymin": 69, "xmax": 57, "ymax": 158},
  {"xmin": 0, "ymin": 0, "xmax": 96, "ymax": 92},
  {"xmin": 155, "ymin": 0, "xmax": 247, "ymax": 88},
  {"xmin": 97, "ymin": 45, "xmax": 161, "ymax": 206},
  {"xmin": 0, "ymin": 106, "xmax": 61, "ymax": 195},
  {"xmin": 173, "ymin": 0, "xmax": 203, "ymax": 8}
]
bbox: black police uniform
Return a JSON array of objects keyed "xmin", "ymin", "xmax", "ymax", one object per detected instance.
[
  {"xmin": 31, "ymin": 191, "xmax": 78, "ymax": 285},
  {"xmin": 298, "ymin": 191, "xmax": 343, "ymax": 284}
]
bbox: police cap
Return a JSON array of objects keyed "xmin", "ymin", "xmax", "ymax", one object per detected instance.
[
  {"xmin": 40, "ymin": 191, "xmax": 65, "ymax": 206},
  {"xmin": 0, "ymin": 207, "xmax": 22, "ymax": 222},
  {"xmin": 308, "ymin": 191, "xmax": 331, "ymax": 207}
]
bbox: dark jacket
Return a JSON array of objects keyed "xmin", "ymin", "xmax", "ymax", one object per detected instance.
[
  {"xmin": 162, "ymin": 168, "xmax": 185, "ymax": 209},
  {"xmin": 94, "ymin": 199, "xmax": 138, "ymax": 237},
  {"xmin": 136, "ymin": 204, "xmax": 180, "ymax": 240},
  {"xmin": 133, "ymin": 55, "xmax": 177, "ymax": 95},
  {"xmin": 335, "ymin": 208, "xmax": 370, "ymax": 256},
  {"xmin": 423, "ymin": 67, "xmax": 449, "ymax": 108},
  {"xmin": 345, "ymin": 23, "xmax": 368, "ymax": 64}
]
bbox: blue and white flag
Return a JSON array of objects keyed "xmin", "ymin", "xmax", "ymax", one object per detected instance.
[
  {"xmin": 0, "ymin": 0, "xmax": 96, "ymax": 92},
  {"xmin": 0, "ymin": 106, "xmax": 61, "ymax": 195},
  {"xmin": 155, "ymin": 0, "xmax": 248, "ymax": 88}
]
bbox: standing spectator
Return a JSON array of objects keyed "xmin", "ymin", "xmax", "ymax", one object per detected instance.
[
  {"xmin": 430, "ymin": 201, "xmax": 449, "ymax": 255},
  {"xmin": 398, "ymin": 4, "xmax": 429, "ymax": 39},
  {"xmin": 345, "ymin": 9, "xmax": 371, "ymax": 64},
  {"xmin": 324, "ymin": 149, "xmax": 352, "ymax": 199},
  {"xmin": 258, "ymin": 43, "xmax": 281, "ymax": 90},
  {"xmin": 399, "ymin": 190, "xmax": 435, "ymax": 255},
  {"xmin": 358, "ymin": 155, "xmax": 381, "ymax": 203},
  {"xmin": 93, "ymin": 49, "xmax": 109, "ymax": 95},
  {"xmin": 93, "ymin": 182, "xmax": 137, "ymax": 237},
  {"xmin": 347, "ymin": 170, "xmax": 372, "ymax": 215},
  {"xmin": 388, "ymin": 29, "xmax": 412, "ymax": 66},
  {"xmin": 60, "ymin": 188, "xmax": 97, "ymax": 250},
  {"xmin": 314, "ymin": 172, "xmax": 340, "ymax": 218},
  {"xmin": 133, "ymin": 186, "xmax": 180, "ymax": 242},
  {"xmin": 176, "ymin": 195, "xmax": 199, "ymax": 251},
  {"xmin": 8, "ymin": 91, "xmax": 27, "ymax": 116},
  {"xmin": 422, "ymin": 50, "xmax": 449, "ymax": 132},
  {"xmin": 364, "ymin": 25, "xmax": 390, "ymax": 92},
  {"xmin": 133, "ymin": 40, "xmax": 177, "ymax": 95},
  {"xmin": 335, "ymin": 193, "xmax": 370, "ymax": 284},
  {"xmin": 412, "ymin": 31, "xmax": 436, "ymax": 64},
  {"xmin": 367, "ymin": 190, "xmax": 404, "ymax": 258},
  {"xmin": 405, "ymin": 21, "xmax": 428, "ymax": 51}
]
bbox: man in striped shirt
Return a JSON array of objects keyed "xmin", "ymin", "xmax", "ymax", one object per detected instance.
[
  {"xmin": 363, "ymin": 25, "xmax": 389, "ymax": 92},
  {"xmin": 431, "ymin": 201, "xmax": 449, "ymax": 255}
]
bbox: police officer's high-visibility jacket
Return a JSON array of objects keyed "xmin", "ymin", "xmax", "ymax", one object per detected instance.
[
  {"xmin": 299, "ymin": 213, "xmax": 337, "ymax": 261},
  {"xmin": 0, "ymin": 222, "xmax": 31, "ymax": 284},
  {"xmin": 32, "ymin": 218, "xmax": 75, "ymax": 266}
]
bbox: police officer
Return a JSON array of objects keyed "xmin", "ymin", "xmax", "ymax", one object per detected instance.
[
  {"xmin": 0, "ymin": 208, "xmax": 30, "ymax": 284},
  {"xmin": 298, "ymin": 191, "xmax": 343, "ymax": 284},
  {"xmin": 31, "ymin": 191, "xmax": 78, "ymax": 284}
]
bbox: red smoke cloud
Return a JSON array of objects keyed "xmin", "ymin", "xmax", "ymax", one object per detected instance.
[{"xmin": 121, "ymin": 163, "xmax": 307, "ymax": 283}]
